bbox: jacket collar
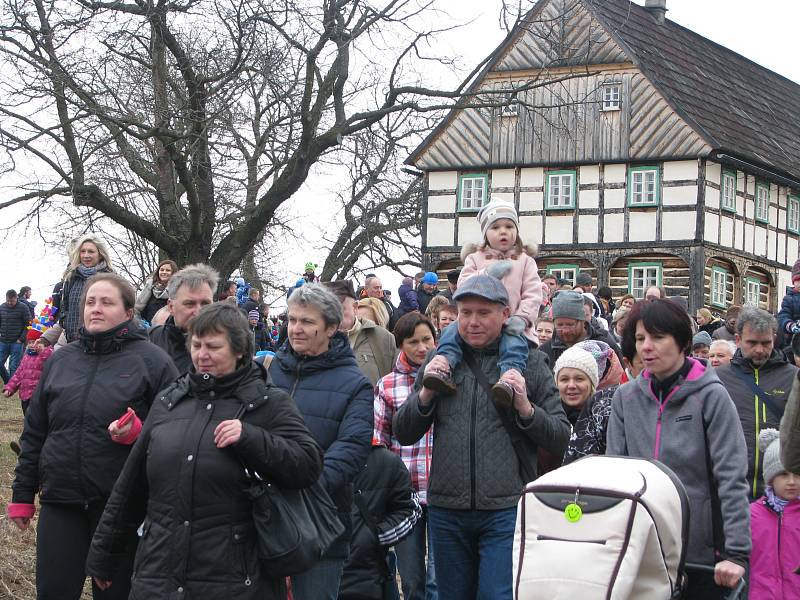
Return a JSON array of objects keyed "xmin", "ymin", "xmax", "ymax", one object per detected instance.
[
  {"xmin": 163, "ymin": 361, "xmax": 270, "ymax": 412},
  {"xmin": 276, "ymin": 330, "xmax": 358, "ymax": 373},
  {"xmin": 730, "ymin": 348, "xmax": 788, "ymax": 373},
  {"xmin": 79, "ymin": 319, "xmax": 146, "ymax": 354}
]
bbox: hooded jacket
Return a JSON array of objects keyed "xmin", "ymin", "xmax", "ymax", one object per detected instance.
[
  {"xmin": 715, "ymin": 349, "xmax": 796, "ymax": 498},
  {"xmin": 393, "ymin": 340, "xmax": 570, "ymax": 510},
  {"xmin": 539, "ymin": 319, "xmax": 623, "ymax": 369},
  {"xmin": 606, "ymin": 358, "xmax": 751, "ymax": 567},
  {"xmin": 86, "ymin": 363, "xmax": 323, "ymax": 599},
  {"xmin": 3, "ymin": 346, "xmax": 53, "ymax": 401},
  {"xmin": 11, "ymin": 321, "xmax": 178, "ymax": 506},
  {"xmin": 778, "ymin": 288, "xmax": 800, "ymax": 336},
  {"xmin": 459, "ymin": 243, "xmax": 542, "ymax": 344},
  {"xmin": 269, "ymin": 332, "xmax": 373, "ymax": 557},
  {"xmin": 396, "ymin": 283, "xmax": 419, "ymax": 317},
  {"xmin": 148, "ymin": 315, "xmax": 192, "ymax": 374},
  {"xmin": 749, "ymin": 498, "xmax": 800, "ymax": 600}
]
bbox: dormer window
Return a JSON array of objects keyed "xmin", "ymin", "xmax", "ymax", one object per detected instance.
[{"xmin": 602, "ymin": 83, "xmax": 622, "ymax": 111}]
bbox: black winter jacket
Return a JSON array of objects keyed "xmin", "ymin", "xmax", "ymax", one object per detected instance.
[
  {"xmin": 339, "ymin": 446, "xmax": 421, "ymax": 600},
  {"xmin": 539, "ymin": 320, "xmax": 623, "ymax": 369},
  {"xmin": 148, "ymin": 316, "xmax": 192, "ymax": 374},
  {"xmin": 269, "ymin": 332, "xmax": 373, "ymax": 558},
  {"xmin": 0, "ymin": 300, "xmax": 32, "ymax": 343},
  {"xmin": 12, "ymin": 321, "xmax": 178, "ymax": 506},
  {"xmin": 86, "ymin": 363, "xmax": 324, "ymax": 599}
]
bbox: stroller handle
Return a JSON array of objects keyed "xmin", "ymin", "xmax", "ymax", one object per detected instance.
[{"xmin": 683, "ymin": 563, "xmax": 746, "ymax": 600}]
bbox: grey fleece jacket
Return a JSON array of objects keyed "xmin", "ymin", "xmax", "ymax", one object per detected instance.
[
  {"xmin": 606, "ymin": 358, "xmax": 750, "ymax": 567},
  {"xmin": 392, "ymin": 341, "xmax": 570, "ymax": 511}
]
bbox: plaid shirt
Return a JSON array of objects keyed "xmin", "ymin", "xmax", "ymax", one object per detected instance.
[{"xmin": 374, "ymin": 352, "xmax": 433, "ymax": 504}]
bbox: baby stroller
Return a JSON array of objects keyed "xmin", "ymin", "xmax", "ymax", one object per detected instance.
[{"xmin": 512, "ymin": 455, "xmax": 746, "ymax": 599}]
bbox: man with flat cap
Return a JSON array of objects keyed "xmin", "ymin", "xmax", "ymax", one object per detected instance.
[{"xmin": 393, "ymin": 274, "xmax": 570, "ymax": 600}]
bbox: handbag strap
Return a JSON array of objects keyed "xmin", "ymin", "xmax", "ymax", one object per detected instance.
[
  {"xmin": 729, "ymin": 364, "xmax": 785, "ymax": 420},
  {"xmin": 462, "ymin": 346, "xmax": 518, "ymax": 437}
]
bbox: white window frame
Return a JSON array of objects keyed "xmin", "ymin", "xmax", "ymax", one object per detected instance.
[
  {"xmin": 721, "ymin": 171, "xmax": 736, "ymax": 211},
  {"xmin": 546, "ymin": 171, "xmax": 576, "ymax": 209},
  {"xmin": 711, "ymin": 267, "xmax": 729, "ymax": 308},
  {"xmin": 788, "ymin": 196, "xmax": 800, "ymax": 234},
  {"xmin": 755, "ymin": 183, "xmax": 769, "ymax": 223},
  {"xmin": 628, "ymin": 167, "xmax": 659, "ymax": 206},
  {"xmin": 547, "ymin": 266, "xmax": 578, "ymax": 286},
  {"xmin": 629, "ymin": 263, "xmax": 662, "ymax": 299},
  {"xmin": 458, "ymin": 175, "xmax": 488, "ymax": 211},
  {"xmin": 601, "ymin": 83, "xmax": 621, "ymax": 111},
  {"xmin": 745, "ymin": 278, "xmax": 761, "ymax": 307}
]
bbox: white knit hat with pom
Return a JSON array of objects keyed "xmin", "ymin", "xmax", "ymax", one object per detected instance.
[
  {"xmin": 759, "ymin": 428, "xmax": 783, "ymax": 485},
  {"xmin": 553, "ymin": 346, "xmax": 599, "ymax": 390}
]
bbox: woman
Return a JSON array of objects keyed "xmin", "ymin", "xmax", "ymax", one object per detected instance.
[
  {"xmin": 134, "ymin": 259, "xmax": 178, "ymax": 322},
  {"xmin": 559, "ymin": 340, "xmax": 623, "ymax": 464},
  {"xmin": 696, "ymin": 308, "xmax": 724, "ymax": 336},
  {"xmin": 374, "ymin": 312, "xmax": 438, "ymax": 600},
  {"xmin": 424, "ymin": 294, "xmax": 451, "ymax": 331},
  {"xmin": 611, "ymin": 306, "xmax": 630, "ymax": 344},
  {"xmin": 357, "ymin": 296, "xmax": 390, "ymax": 328},
  {"xmin": 8, "ymin": 273, "xmax": 178, "ymax": 600},
  {"xmin": 56, "ymin": 234, "xmax": 114, "ymax": 342},
  {"xmin": 708, "ymin": 339, "xmax": 736, "ymax": 368},
  {"xmin": 606, "ymin": 299, "xmax": 750, "ymax": 598},
  {"xmin": 616, "ymin": 293, "xmax": 635, "ymax": 313},
  {"xmin": 85, "ymin": 302, "xmax": 322, "ymax": 599},
  {"xmin": 269, "ymin": 284, "xmax": 373, "ymax": 599}
]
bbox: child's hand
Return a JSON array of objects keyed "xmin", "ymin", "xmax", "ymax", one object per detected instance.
[
  {"xmin": 486, "ymin": 260, "xmax": 513, "ymax": 280},
  {"xmin": 2, "ymin": 389, "xmax": 12, "ymax": 397}
]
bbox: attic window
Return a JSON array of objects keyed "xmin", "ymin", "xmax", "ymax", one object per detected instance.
[
  {"xmin": 501, "ymin": 94, "xmax": 519, "ymax": 118},
  {"xmin": 601, "ymin": 83, "xmax": 622, "ymax": 111}
]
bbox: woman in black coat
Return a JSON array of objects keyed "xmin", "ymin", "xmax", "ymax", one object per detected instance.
[
  {"xmin": 9, "ymin": 273, "xmax": 178, "ymax": 600},
  {"xmin": 86, "ymin": 302, "xmax": 323, "ymax": 600}
]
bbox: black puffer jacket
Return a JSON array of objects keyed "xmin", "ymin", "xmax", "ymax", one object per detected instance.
[
  {"xmin": 0, "ymin": 300, "xmax": 32, "ymax": 343},
  {"xmin": 148, "ymin": 316, "xmax": 192, "ymax": 374},
  {"xmin": 12, "ymin": 320, "xmax": 178, "ymax": 506},
  {"xmin": 86, "ymin": 363, "xmax": 324, "ymax": 600}
]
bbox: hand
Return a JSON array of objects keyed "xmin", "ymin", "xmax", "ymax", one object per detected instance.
[
  {"xmin": 486, "ymin": 260, "xmax": 513, "ymax": 280},
  {"xmin": 792, "ymin": 321, "xmax": 800, "ymax": 334},
  {"xmin": 214, "ymin": 419, "xmax": 243, "ymax": 448},
  {"xmin": 108, "ymin": 408, "xmax": 135, "ymax": 440},
  {"xmin": 3, "ymin": 389, "xmax": 12, "ymax": 397},
  {"xmin": 93, "ymin": 577, "xmax": 112, "ymax": 591},
  {"xmin": 499, "ymin": 370, "xmax": 533, "ymax": 417},
  {"xmin": 10, "ymin": 517, "xmax": 31, "ymax": 530},
  {"xmin": 714, "ymin": 560, "xmax": 745, "ymax": 588},
  {"xmin": 504, "ymin": 315, "xmax": 527, "ymax": 336}
]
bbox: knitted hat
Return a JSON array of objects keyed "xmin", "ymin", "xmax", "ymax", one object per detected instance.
[
  {"xmin": 401, "ymin": 276, "xmax": 413, "ymax": 287},
  {"xmin": 612, "ymin": 306, "xmax": 630, "ymax": 324},
  {"xmin": 304, "ymin": 262, "xmax": 317, "ymax": 273},
  {"xmin": 248, "ymin": 310, "xmax": 260, "ymax": 321},
  {"xmin": 573, "ymin": 340, "xmax": 611, "ymax": 381},
  {"xmin": 551, "ymin": 291, "xmax": 587, "ymax": 321},
  {"xmin": 759, "ymin": 429, "xmax": 783, "ymax": 485},
  {"xmin": 421, "ymin": 272, "xmax": 439, "ymax": 285},
  {"xmin": 477, "ymin": 199, "xmax": 519, "ymax": 239},
  {"xmin": 792, "ymin": 258, "xmax": 800, "ymax": 283},
  {"xmin": 26, "ymin": 329, "xmax": 42, "ymax": 342},
  {"xmin": 575, "ymin": 272, "xmax": 592, "ymax": 287},
  {"xmin": 692, "ymin": 331, "xmax": 712, "ymax": 348},
  {"xmin": 553, "ymin": 346, "xmax": 599, "ymax": 390}
]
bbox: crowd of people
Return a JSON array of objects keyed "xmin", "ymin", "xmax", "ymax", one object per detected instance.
[{"xmin": 2, "ymin": 201, "xmax": 800, "ymax": 600}]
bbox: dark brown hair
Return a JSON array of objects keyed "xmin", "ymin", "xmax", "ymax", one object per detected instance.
[
  {"xmin": 151, "ymin": 259, "xmax": 179, "ymax": 284},
  {"xmin": 189, "ymin": 302, "xmax": 254, "ymax": 366},
  {"xmin": 81, "ymin": 273, "xmax": 136, "ymax": 312},
  {"xmin": 393, "ymin": 311, "xmax": 437, "ymax": 348},
  {"xmin": 622, "ymin": 298, "xmax": 693, "ymax": 357}
]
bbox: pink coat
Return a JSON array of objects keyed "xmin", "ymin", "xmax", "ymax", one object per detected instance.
[
  {"xmin": 3, "ymin": 346, "xmax": 53, "ymax": 402},
  {"xmin": 749, "ymin": 498, "xmax": 800, "ymax": 600},
  {"xmin": 459, "ymin": 243, "xmax": 542, "ymax": 344}
]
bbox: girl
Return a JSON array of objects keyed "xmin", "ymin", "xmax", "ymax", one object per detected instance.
[
  {"xmin": 422, "ymin": 199, "xmax": 541, "ymax": 408},
  {"xmin": 3, "ymin": 329, "xmax": 53, "ymax": 415},
  {"xmin": 134, "ymin": 259, "xmax": 178, "ymax": 323},
  {"xmin": 750, "ymin": 429, "xmax": 800, "ymax": 599}
]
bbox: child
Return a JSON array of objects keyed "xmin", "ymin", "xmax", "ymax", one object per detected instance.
[
  {"xmin": 396, "ymin": 276, "xmax": 419, "ymax": 318},
  {"xmin": 423, "ymin": 199, "xmax": 541, "ymax": 408},
  {"xmin": 535, "ymin": 316, "xmax": 554, "ymax": 345},
  {"xmin": 691, "ymin": 331, "xmax": 712, "ymax": 360},
  {"xmin": 750, "ymin": 429, "xmax": 800, "ymax": 599},
  {"xmin": 3, "ymin": 329, "xmax": 53, "ymax": 415},
  {"xmin": 248, "ymin": 310, "xmax": 271, "ymax": 352}
]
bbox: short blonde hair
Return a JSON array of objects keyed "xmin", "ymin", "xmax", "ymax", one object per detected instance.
[
  {"xmin": 697, "ymin": 308, "xmax": 714, "ymax": 321},
  {"xmin": 357, "ymin": 297, "xmax": 389, "ymax": 328}
]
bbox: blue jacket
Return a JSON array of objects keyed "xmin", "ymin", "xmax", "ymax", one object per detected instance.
[
  {"xmin": 269, "ymin": 332, "xmax": 373, "ymax": 557},
  {"xmin": 396, "ymin": 283, "xmax": 419, "ymax": 317},
  {"xmin": 778, "ymin": 288, "xmax": 800, "ymax": 335}
]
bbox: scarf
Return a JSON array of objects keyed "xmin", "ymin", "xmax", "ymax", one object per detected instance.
[
  {"xmin": 151, "ymin": 281, "xmax": 169, "ymax": 300},
  {"xmin": 76, "ymin": 260, "xmax": 107, "ymax": 279},
  {"xmin": 765, "ymin": 486, "xmax": 791, "ymax": 513},
  {"xmin": 64, "ymin": 261, "xmax": 109, "ymax": 341}
]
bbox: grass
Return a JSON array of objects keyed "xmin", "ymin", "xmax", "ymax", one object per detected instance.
[{"xmin": 0, "ymin": 394, "xmax": 92, "ymax": 599}]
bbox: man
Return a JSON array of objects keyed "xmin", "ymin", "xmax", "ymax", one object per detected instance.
[
  {"xmin": 241, "ymin": 287, "xmax": 260, "ymax": 314},
  {"xmin": 18, "ymin": 286, "xmax": 36, "ymax": 316},
  {"xmin": 148, "ymin": 264, "xmax": 218, "ymax": 373},
  {"xmin": 713, "ymin": 305, "xmax": 741, "ymax": 342},
  {"xmin": 441, "ymin": 269, "xmax": 460, "ymax": 301},
  {"xmin": 416, "ymin": 272, "xmax": 440, "ymax": 315},
  {"xmin": 574, "ymin": 272, "xmax": 593, "ymax": 294},
  {"xmin": 715, "ymin": 306, "xmax": 796, "ymax": 499},
  {"xmin": 0, "ymin": 290, "xmax": 33, "ymax": 382},
  {"xmin": 541, "ymin": 273, "xmax": 557, "ymax": 290},
  {"xmin": 644, "ymin": 285, "xmax": 665, "ymax": 301},
  {"xmin": 393, "ymin": 275, "xmax": 570, "ymax": 600},
  {"xmin": 324, "ymin": 280, "xmax": 396, "ymax": 386},
  {"xmin": 540, "ymin": 291, "xmax": 621, "ymax": 368},
  {"xmin": 364, "ymin": 276, "xmax": 398, "ymax": 331}
]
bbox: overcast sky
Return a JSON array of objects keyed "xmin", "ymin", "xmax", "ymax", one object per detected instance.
[{"xmin": 2, "ymin": 0, "xmax": 799, "ymax": 306}]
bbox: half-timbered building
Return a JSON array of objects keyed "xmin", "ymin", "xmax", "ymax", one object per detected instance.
[{"xmin": 408, "ymin": 0, "xmax": 800, "ymax": 313}]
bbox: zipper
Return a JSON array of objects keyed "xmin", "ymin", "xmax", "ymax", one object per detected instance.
[
  {"xmin": 650, "ymin": 384, "xmax": 679, "ymax": 460},
  {"xmin": 777, "ymin": 510, "xmax": 782, "ymax": 588},
  {"xmin": 752, "ymin": 368, "xmax": 761, "ymax": 497},
  {"xmin": 536, "ymin": 535, "xmax": 607, "ymax": 545},
  {"xmin": 469, "ymin": 358, "xmax": 478, "ymax": 510},
  {"xmin": 290, "ymin": 357, "xmax": 304, "ymax": 397},
  {"xmin": 78, "ymin": 355, "xmax": 101, "ymax": 506}
]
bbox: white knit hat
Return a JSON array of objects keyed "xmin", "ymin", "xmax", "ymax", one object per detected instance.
[
  {"xmin": 759, "ymin": 429, "xmax": 783, "ymax": 486},
  {"xmin": 553, "ymin": 346, "xmax": 599, "ymax": 390},
  {"xmin": 477, "ymin": 199, "xmax": 519, "ymax": 238}
]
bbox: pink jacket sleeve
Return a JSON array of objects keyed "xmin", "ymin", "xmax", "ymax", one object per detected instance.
[
  {"xmin": 3, "ymin": 359, "xmax": 26, "ymax": 395},
  {"xmin": 514, "ymin": 256, "xmax": 543, "ymax": 327},
  {"xmin": 458, "ymin": 252, "xmax": 482, "ymax": 284}
]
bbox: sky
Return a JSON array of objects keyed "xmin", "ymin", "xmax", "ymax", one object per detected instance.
[{"xmin": 2, "ymin": 0, "xmax": 799, "ymax": 307}]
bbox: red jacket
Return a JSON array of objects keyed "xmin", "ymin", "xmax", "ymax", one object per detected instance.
[
  {"xmin": 3, "ymin": 347, "xmax": 53, "ymax": 401},
  {"xmin": 750, "ymin": 497, "xmax": 800, "ymax": 600}
]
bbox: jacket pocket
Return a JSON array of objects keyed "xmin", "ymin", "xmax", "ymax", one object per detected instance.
[{"xmin": 231, "ymin": 525, "xmax": 255, "ymax": 588}]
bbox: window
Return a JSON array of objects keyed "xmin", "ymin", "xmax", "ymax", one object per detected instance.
[
  {"xmin": 458, "ymin": 174, "xmax": 488, "ymax": 211},
  {"xmin": 547, "ymin": 264, "xmax": 579, "ymax": 286},
  {"xmin": 628, "ymin": 262, "xmax": 662, "ymax": 299},
  {"xmin": 745, "ymin": 278, "xmax": 761, "ymax": 307},
  {"xmin": 755, "ymin": 183, "xmax": 769, "ymax": 223},
  {"xmin": 545, "ymin": 170, "xmax": 576, "ymax": 209},
  {"xmin": 711, "ymin": 267, "xmax": 729, "ymax": 308},
  {"xmin": 789, "ymin": 196, "xmax": 800, "ymax": 234},
  {"xmin": 602, "ymin": 83, "xmax": 621, "ymax": 111},
  {"xmin": 720, "ymin": 171, "xmax": 737, "ymax": 212},
  {"xmin": 628, "ymin": 166, "xmax": 659, "ymax": 206}
]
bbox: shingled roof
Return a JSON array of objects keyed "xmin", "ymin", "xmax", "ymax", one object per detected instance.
[{"xmin": 587, "ymin": 0, "xmax": 800, "ymax": 182}]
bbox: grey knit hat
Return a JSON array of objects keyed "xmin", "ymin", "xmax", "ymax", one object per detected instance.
[
  {"xmin": 477, "ymin": 199, "xmax": 518, "ymax": 239},
  {"xmin": 551, "ymin": 291, "xmax": 587, "ymax": 321},
  {"xmin": 759, "ymin": 429, "xmax": 784, "ymax": 485},
  {"xmin": 692, "ymin": 331, "xmax": 712, "ymax": 348}
]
